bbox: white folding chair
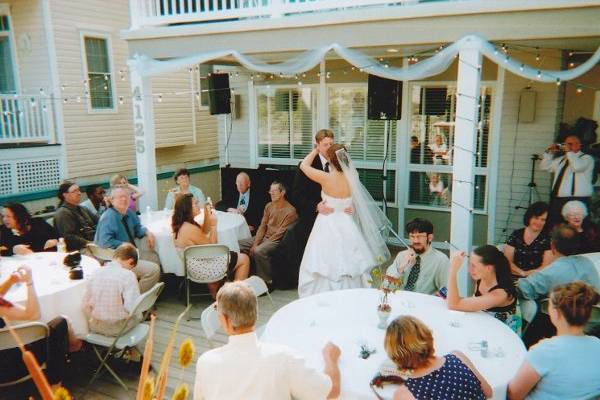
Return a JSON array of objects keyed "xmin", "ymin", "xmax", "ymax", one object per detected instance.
[
  {"xmin": 84, "ymin": 282, "xmax": 164, "ymax": 392},
  {"xmin": 86, "ymin": 243, "xmax": 115, "ymax": 263},
  {"xmin": 201, "ymin": 302, "xmax": 221, "ymax": 348},
  {"xmin": 518, "ymin": 298, "xmax": 538, "ymax": 337},
  {"xmin": 0, "ymin": 322, "xmax": 49, "ymax": 388},
  {"xmin": 244, "ymin": 275, "xmax": 274, "ymax": 308},
  {"xmin": 183, "ymin": 244, "xmax": 230, "ymax": 319}
]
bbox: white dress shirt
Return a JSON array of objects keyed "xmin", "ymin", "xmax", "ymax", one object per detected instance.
[
  {"xmin": 80, "ymin": 199, "xmax": 107, "ymax": 217},
  {"xmin": 237, "ymin": 190, "xmax": 250, "ymax": 209},
  {"xmin": 319, "ymin": 153, "xmax": 329, "ymax": 171},
  {"xmin": 194, "ymin": 332, "xmax": 331, "ymax": 400},
  {"xmin": 540, "ymin": 151, "xmax": 594, "ymax": 197}
]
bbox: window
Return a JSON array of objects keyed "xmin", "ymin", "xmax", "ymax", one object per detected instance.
[
  {"xmin": 83, "ymin": 36, "xmax": 114, "ymax": 110},
  {"xmin": 407, "ymin": 84, "xmax": 492, "ymax": 211},
  {"xmin": 0, "ymin": 15, "xmax": 16, "ymax": 94},
  {"xmin": 198, "ymin": 65, "xmax": 213, "ymax": 109}
]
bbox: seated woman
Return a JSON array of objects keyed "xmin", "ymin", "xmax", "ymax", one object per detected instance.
[
  {"xmin": 561, "ymin": 200, "xmax": 600, "ymax": 254},
  {"xmin": 504, "ymin": 201, "xmax": 553, "ymax": 278},
  {"xmin": 0, "ymin": 203, "xmax": 58, "ymax": 256},
  {"xmin": 508, "ymin": 281, "xmax": 600, "ymax": 400},
  {"xmin": 448, "ymin": 245, "xmax": 520, "ymax": 334},
  {"xmin": 385, "ymin": 315, "xmax": 492, "ymax": 400},
  {"xmin": 172, "ymin": 194, "xmax": 249, "ymax": 298},
  {"xmin": 164, "ymin": 168, "xmax": 206, "ymax": 210},
  {"xmin": 0, "ymin": 267, "xmax": 70, "ymax": 389},
  {"xmin": 110, "ymin": 173, "xmax": 144, "ymax": 213}
]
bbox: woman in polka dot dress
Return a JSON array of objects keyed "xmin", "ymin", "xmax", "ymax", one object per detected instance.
[{"xmin": 384, "ymin": 316, "xmax": 492, "ymax": 400}]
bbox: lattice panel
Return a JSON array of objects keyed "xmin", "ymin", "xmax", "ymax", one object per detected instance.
[
  {"xmin": 15, "ymin": 159, "xmax": 60, "ymax": 193},
  {"xmin": 0, "ymin": 163, "xmax": 12, "ymax": 196}
]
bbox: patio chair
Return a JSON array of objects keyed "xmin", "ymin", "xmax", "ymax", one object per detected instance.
[
  {"xmin": 518, "ymin": 298, "xmax": 538, "ymax": 337},
  {"xmin": 84, "ymin": 282, "xmax": 164, "ymax": 392},
  {"xmin": 245, "ymin": 275, "xmax": 274, "ymax": 309},
  {"xmin": 86, "ymin": 243, "xmax": 115, "ymax": 263},
  {"xmin": 539, "ymin": 298, "xmax": 600, "ymax": 334},
  {"xmin": 0, "ymin": 322, "xmax": 49, "ymax": 388},
  {"xmin": 183, "ymin": 244, "xmax": 230, "ymax": 319}
]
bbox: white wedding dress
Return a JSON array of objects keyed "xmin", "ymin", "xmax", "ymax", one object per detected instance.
[{"xmin": 298, "ymin": 191, "xmax": 377, "ymax": 298}]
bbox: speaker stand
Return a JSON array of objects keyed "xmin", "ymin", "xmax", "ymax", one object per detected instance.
[
  {"xmin": 382, "ymin": 119, "xmax": 390, "ymax": 216},
  {"xmin": 223, "ymin": 113, "xmax": 231, "ymax": 167}
]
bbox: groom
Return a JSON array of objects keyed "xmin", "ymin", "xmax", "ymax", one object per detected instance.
[{"xmin": 271, "ymin": 129, "xmax": 335, "ymax": 289}]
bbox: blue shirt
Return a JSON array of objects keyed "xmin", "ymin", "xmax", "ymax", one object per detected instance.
[
  {"xmin": 526, "ymin": 335, "xmax": 600, "ymax": 400},
  {"xmin": 517, "ymin": 255, "xmax": 600, "ymax": 300},
  {"xmin": 164, "ymin": 185, "xmax": 206, "ymax": 210},
  {"xmin": 94, "ymin": 207, "xmax": 147, "ymax": 249}
]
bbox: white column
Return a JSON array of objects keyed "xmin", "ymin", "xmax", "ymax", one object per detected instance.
[
  {"xmin": 318, "ymin": 60, "xmax": 328, "ymax": 130},
  {"xmin": 450, "ymin": 43, "xmax": 482, "ymax": 295},
  {"xmin": 129, "ymin": 59, "xmax": 158, "ymax": 210},
  {"xmin": 248, "ymin": 79, "xmax": 258, "ymax": 168}
]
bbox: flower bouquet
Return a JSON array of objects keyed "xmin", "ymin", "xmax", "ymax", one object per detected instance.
[{"xmin": 369, "ymin": 268, "xmax": 401, "ymax": 328}]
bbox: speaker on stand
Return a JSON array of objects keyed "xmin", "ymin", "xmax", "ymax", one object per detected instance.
[{"xmin": 209, "ymin": 73, "xmax": 232, "ymax": 166}]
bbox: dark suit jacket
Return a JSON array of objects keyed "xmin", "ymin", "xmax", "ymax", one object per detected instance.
[
  {"xmin": 215, "ymin": 187, "xmax": 264, "ymax": 231},
  {"xmin": 291, "ymin": 155, "xmax": 324, "ymax": 223}
]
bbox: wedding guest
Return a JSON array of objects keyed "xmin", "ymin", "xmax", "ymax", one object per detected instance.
[
  {"xmin": 385, "ymin": 316, "xmax": 492, "ymax": 400},
  {"xmin": 0, "ymin": 203, "xmax": 58, "ymax": 256},
  {"xmin": 215, "ymin": 172, "xmax": 264, "ymax": 234},
  {"xmin": 410, "ymin": 136, "xmax": 433, "ymax": 164},
  {"xmin": 95, "ymin": 185, "xmax": 160, "ymax": 293},
  {"xmin": 54, "ymin": 181, "xmax": 98, "ymax": 252},
  {"xmin": 507, "ymin": 281, "xmax": 600, "ymax": 400},
  {"xmin": 173, "ymin": 194, "xmax": 249, "ymax": 298},
  {"xmin": 110, "ymin": 173, "xmax": 144, "ymax": 213},
  {"xmin": 504, "ymin": 201, "xmax": 553, "ymax": 278},
  {"xmin": 448, "ymin": 245, "xmax": 520, "ymax": 333},
  {"xmin": 164, "ymin": 168, "xmax": 206, "ymax": 210},
  {"xmin": 0, "ymin": 267, "xmax": 70, "ymax": 388},
  {"xmin": 80, "ymin": 184, "xmax": 108, "ymax": 218},
  {"xmin": 428, "ymin": 173, "xmax": 445, "ymax": 206},
  {"xmin": 83, "ymin": 243, "xmax": 143, "ymax": 336},
  {"xmin": 193, "ymin": 281, "xmax": 341, "ymax": 400},
  {"xmin": 561, "ymin": 200, "xmax": 600, "ymax": 254},
  {"xmin": 239, "ymin": 181, "xmax": 297, "ymax": 285},
  {"xmin": 428, "ymin": 134, "xmax": 448, "ymax": 164},
  {"xmin": 386, "ymin": 218, "xmax": 448, "ymax": 296}
]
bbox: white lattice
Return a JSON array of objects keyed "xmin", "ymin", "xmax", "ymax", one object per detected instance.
[
  {"xmin": 16, "ymin": 159, "xmax": 60, "ymax": 192},
  {"xmin": 0, "ymin": 163, "xmax": 12, "ymax": 196}
]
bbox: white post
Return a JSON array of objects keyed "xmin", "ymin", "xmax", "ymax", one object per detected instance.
[
  {"xmin": 129, "ymin": 0, "xmax": 143, "ymax": 30},
  {"xmin": 318, "ymin": 60, "xmax": 328, "ymax": 130},
  {"xmin": 129, "ymin": 58, "xmax": 158, "ymax": 210},
  {"xmin": 450, "ymin": 41, "xmax": 482, "ymax": 295},
  {"xmin": 248, "ymin": 79, "xmax": 258, "ymax": 168}
]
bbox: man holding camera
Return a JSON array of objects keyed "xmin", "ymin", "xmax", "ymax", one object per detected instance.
[{"xmin": 540, "ymin": 134, "xmax": 594, "ymax": 226}]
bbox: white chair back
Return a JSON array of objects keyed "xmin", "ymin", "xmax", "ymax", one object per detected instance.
[
  {"xmin": 519, "ymin": 298, "xmax": 538, "ymax": 324},
  {"xmin": 129, "ymin": 282, "xmax": 165, "ymax": 318},
  {"xmin": 0, "ymin": 321, "xmax": 48, "ymax": 352},
  {"xmin": 201, "ymin": 303, "xmax": 221, "ymax": 347},
  {"xmin": 184, "ymin": 244, "xmax": 230, "ymax": 284},
  {"xmin": 244, "ymin": 275, "xmax": 274, "ymax": 308}
]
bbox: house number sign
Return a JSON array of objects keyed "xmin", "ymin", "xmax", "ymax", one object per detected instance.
[{"xmin": 132, "ymin": 86, "xmax": 145, "ymax": 154}]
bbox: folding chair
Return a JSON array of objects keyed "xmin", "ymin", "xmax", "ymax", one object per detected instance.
[
  {"xmin": 201, "ymin": 303, "xmax": 221, "ymax": 348},
  {"xmin": 84, "ymin": 282, "xmax": 164, "ymax": 391},
  {"xmin": 183, "ymin": 244, "xmax": 230, "ymax": 320},
  {"xmin": 244, "ymin": 275, "xmax": 274, "ymax": 308},
  {"xmin": 518, "ymin": 298, "xmax": 538, "ymax": 337},
  {"xmin": 0, "ymin": 322, "xmax": 49, "ymax": 388}
]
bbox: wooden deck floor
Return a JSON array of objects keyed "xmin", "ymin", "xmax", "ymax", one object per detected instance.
[{"xmin": 1, "ymin": 281, "xmax": 299, "ymax": 400}]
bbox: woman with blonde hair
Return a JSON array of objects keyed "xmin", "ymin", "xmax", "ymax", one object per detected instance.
[
  {"xmin": 110, "ymin": 173, "xmax": 144, "ymax": 212},
  {"xmin": 508, "ymin": 281, "xmax": 600, "ymax": 399},
  {"xmin": 385, "ymin": 316, "xmax": 491, "ymax": 400}
]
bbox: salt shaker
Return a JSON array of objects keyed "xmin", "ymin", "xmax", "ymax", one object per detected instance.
[{"xmin": 480, "ymin": 340, "xmax": 489, "ymax": 358}]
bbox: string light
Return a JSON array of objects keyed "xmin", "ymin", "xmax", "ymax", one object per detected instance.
[
  {"xmin": 157, "ymin": 94, "xmax": 163, "ymax": 102},
  {"xmin": 119, "ymin": 96, "xmax": 124, "ymax": 104},
  {"xmin": 555, "ymin": 78, "xmax": 561, "ymax": 86},
  {"xmin": 576, "ymin": 85, "xmax": 583, "ymax": 94}
]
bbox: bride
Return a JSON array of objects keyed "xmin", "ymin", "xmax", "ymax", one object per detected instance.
[{"xmin": 297, "ymin": 144, "xmax": 392, "ymax": 297}]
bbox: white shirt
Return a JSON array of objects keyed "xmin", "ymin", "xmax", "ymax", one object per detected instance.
[
  {"xmin": 385, "ymin": 246, "xmax": 449, "ymax": 295},
  {"xmin": 319, "ymin": 154, "xmax": 329, "ymax": 171},
  {"xmin": 540, "ymin": 151, "xmax": 594, "ymax": 197},
  {"xmin": 194, "ymin": 332, "xmax": 331, "ymax": 400},
  {"xmin": 237, "ymin": 190, "xmax": 250, "ymax": 209},
  {"xmin": 80, "ymin": 199, "xmax": 107, "ymax": 217}
]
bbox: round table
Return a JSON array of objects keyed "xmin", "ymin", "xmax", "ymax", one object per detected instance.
[
  {"xmin": 144, "ymin": 210, "xmax": 252, "ymax": 276},
  {"xmin": 1, "ymin": 252, "xmax": 100, "ymax": 337},
  {"xmin": 261, "ymin": 289, "xmax": 526, "ymax": 400}
]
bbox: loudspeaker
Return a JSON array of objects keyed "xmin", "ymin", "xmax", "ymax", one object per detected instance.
[
  {"xmin": 208, "ymin": 73, "xmax": 231, "ymax": 115},
  {"xmin": 368, "ymin": 75, "xmax": 402, "ymax": 120},
  {"xmin": 419, "ymin": 87, "xmax": 448, "ymax": 116}
]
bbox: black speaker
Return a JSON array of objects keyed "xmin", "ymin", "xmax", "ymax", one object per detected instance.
[
  {"xmin": 208, "ymin": 73, "xmax": 231, "ymax": 115},
  {"xmin": 419, "ymin": 87, "xmax": 448, "ymax": 116},
  {"xmin": 367, "ymin": 75, "xmax": 402, "ymax": 120}
]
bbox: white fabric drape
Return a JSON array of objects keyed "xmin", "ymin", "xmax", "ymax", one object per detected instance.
[{"xmin": 131, "ymin": 34, "xmax": 600, "ymax": 83}]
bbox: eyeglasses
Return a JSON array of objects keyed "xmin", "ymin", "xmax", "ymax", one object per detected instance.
[
  {"xmin": 68, "ymin": 187, "xmax": 81, "ymax": 194},
  {"xmin": 408, "ymin": 233, "xmax": 428, "ymax": 240}
]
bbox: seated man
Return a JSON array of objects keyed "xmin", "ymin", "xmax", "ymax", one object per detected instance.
[
  {"xmin": 80, "ymin": 184, "xmax": 108, "ymax": 218},
  {"xmin": 239, "ymin": 181, "xmax": 297, "ymax": 284},
  {"xmin": 94, "ymin": 185, "xmax": 160, "ymax": 293},
  {"xmin": 386, "ymin": 218, "xmax": 449, "ymax": 295},
  {"xmin": 194, "ymin": 281, "xmax": 341, "ymax": 400},
  {"xmin": 215, "ymin": 172, "xmax": 264, "ymax": 234},
  {"xmin": 83, "ymin": 243, "xmax": 143, "ymax": 336},
  {"xmin": 54, "ymin": 181, "xmax": 98, "ymax": 252}
]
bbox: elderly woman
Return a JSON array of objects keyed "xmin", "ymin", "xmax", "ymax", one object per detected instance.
[
  {"xmin": 508, "ymin": 281, "xmax": 600, "ymax": 399},
  {"xmin": 165, "ymin": 168, "xmax": 207, "ymax": 210},
  {"xmin": 0, "ymin": 203, "xmax": 58, "ymax": 256},
  {"xmin": 561, "ymin": 200, "xmax": 600, "ymax": 254},
  {"xmin": 504, "ymin": 201, "xmax": 553, "ymax": 278},
  {"xmin": 110, "ymin": 173, "xmax": 144, "ymax": 213},
  {"xmin": 385, "ymin": 316, "xmax": 492, "ymax": 400}
]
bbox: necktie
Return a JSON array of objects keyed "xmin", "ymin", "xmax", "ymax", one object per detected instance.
[
  {"xmin": 121, "ymin": 215, "xmax": 137, "ymax": 247},
  {"xmin": 324, "ymin": 162, "xmax": 330, "ymax": 172},
  {"xmin": 239, "ymin": 196, "xmax": 246, "ymax": 206},
  {"xmin": 404, "ymin": 255, "xmax": 421, "ymax": 291},
  {"xmin": 551, "ymin": 157, "xmax": 569, "ymax": 198}
]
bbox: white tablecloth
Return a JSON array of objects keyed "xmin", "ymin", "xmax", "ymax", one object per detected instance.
[
  {"xmin": 261, "ymin": 289, "xmax": 526, "ymax": 400},
  {"xmin": 1, "ymin": 252, "xmax": 100, "ymax": 337},
  {"xmin": 144, "ymin": 210, "xmax": 252, "ymax": 276}
]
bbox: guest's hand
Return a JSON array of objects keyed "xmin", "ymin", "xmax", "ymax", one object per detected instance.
[
  {"xmin": 343, "ymin": 206, "xmax": 354, "ymax": 215},
  {"xmin": 450, "ymin": 251, "xmax": 465, "ymax": 272},
  {"xmin": 322, "ymin": 341, "xmax": 341, "ymax": 363},
  {"xmin": 16, "ymin": 266, "xmax": 33, "ymax": 285},
  {"xmin": 146, "ymin": 232, "xmax": 156, "ymax": 250},
  {"xmin": 13, "ymin": 244, "xmax": 33, "ymax": 256},
  {"xmin": 249, "ymin": 244, "xmax": 257, "ymax": 257},
  {"xmin": 398, "ymin": 250, "xmax": 415, "ymax": 272},
  {"xmin": 317, "ymin": 201, "xmax": 334, "ymax": 215},
  {"xmin": 546, "ymin": 143, "xmax": 561, "ymax": 154},
  {"xmin": 44, "ymin": 239, "xmax": 58, "ymax": 250}
]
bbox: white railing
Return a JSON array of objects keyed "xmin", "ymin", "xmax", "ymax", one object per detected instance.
[
  {"xmin": 130, "ymin": 0, "xmax": 425, "ymax": 28},
  {"xmin": 0, "ymin": 95, "xmax": 56, "ymax": 144}
]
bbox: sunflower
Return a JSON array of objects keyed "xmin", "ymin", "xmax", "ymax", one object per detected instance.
[
  {"xmin": 172, "ymin": 383, "xmax": 189, "ymax": 400},
  {"xmin": 53, "ymin": 387, "xmax": 72, "ymax": 400},
  {"xmin": 142, "ymin": 375, "xmax": 156, "ymax": 400},
  {"xmin": 178, "ymin": 338, "xmax": 195, "ymax": 368}
]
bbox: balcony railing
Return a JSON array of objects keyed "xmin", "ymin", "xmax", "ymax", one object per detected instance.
[
  {"xmin": 0, "ymin": 95, "xmax": 56, "ymax": 144},
  {"xmin": 130, "ymin": 0, "xmax": 432, "ymax": 28}
]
